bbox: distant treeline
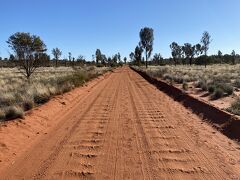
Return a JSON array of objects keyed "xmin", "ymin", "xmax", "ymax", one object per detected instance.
[
  {"xmin": 0, "ymin": 32, "xmax": 126, "ymax": 70},
  {"xmin": 130, "ymin": 54, "xmax": 240, "ymax": 66}
]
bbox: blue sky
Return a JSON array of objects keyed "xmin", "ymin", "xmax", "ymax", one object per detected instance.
[{"xmin": 0, "ymin": 0, "xmax": 240, "ymax": 59}]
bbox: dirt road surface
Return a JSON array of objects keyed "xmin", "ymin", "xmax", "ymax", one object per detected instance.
[{"xmin": 1, "ymin": 67, "xmax": 240, "ymax": 179}]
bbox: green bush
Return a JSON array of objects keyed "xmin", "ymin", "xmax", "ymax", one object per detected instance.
[
  {"xmin": 211, "ymin": 88, "xmax": 224, "ymax": 100},
  {"xmin": 195, "ymin": 80, "xmax": 207, "ymax": 91},
  {"xmin": 208, "ymin": 85, "xmax": 215, "ymax": 94},
  {"xmin": 222, "ymin": 84, "xmax": 234, "ymax": 95}
]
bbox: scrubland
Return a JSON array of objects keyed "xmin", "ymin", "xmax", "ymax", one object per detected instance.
[
  {"xmin": 139, "ymin": 65, "xmax": 240, "ymax": 115},
  {"xmin": 0, "ymin": 66, "xmax": 110, "ymax": 121}
]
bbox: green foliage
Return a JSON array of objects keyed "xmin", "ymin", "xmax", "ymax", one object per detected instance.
[
  {"xmin": 170, "ymin": 42, "xmax": 182, "ymax": 65},
  {"xmin": 134, "ymin": 46, "xmax": 143, "ymax": 66},
  {"xmin": 139, "ymin": 27, "xmax": 154, "ymax": 68},
  {"xmin": 7, "ymin": 32, "xmax": 47, "ymax": 78},
  {"xmin": 211, "ymin": 88, "xmax": 224, "ymax": 100},
  {"xmin": 195, "ymin": 80, "xmax": 207, "ymax": 91},
  {"xmin": 208, "ymin": 85, "xmax": 215, "ymax": 94},
  {"xmin": 201, "ymin": 31, "xmax": 211, "ymax": 56},
  {"xmin": 52, "ymin": 48, "xmax": 62, "ymax": 67}
]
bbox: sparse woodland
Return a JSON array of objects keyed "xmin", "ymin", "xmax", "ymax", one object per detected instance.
[{"xmin": 1, "ymin": 28, "xmax": 240, "ymax": 121}]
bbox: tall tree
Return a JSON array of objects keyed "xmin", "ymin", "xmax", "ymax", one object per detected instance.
[
  {"xmin": 201, "ymin": 31, "xmax": 211, "ymax": 67},
  {"xmin": 134, "ymin": 45, "xmax": 143, "ymax": 66},
  {"xmin": 139, "ymin": 27, "xmax": 154, "ymax": 68},
  {"xmin": 101, "ymin": 54, "xmax": 107, "ymax": 66},
  {"xmin": 170, "ymin": 42, "xmax": 182, "ymax": 66},
  {"xmin": 231, "ymin": 50, "xmax": 236, "ymax": 65},
  {"xmin": 124, "ymin": 57, "xmax": 127, "ymax": 64},
  {"xmin": 129, "ymin": 52, "xmax": 134, "ymax": 62},
  {"xmin": 7, "ymin": 32, "xmax": 47, "ymax": 79},
  {"xmin": 152, "ymin": 53, "xmax": 162, "ymax": 65},
  {"xmin": 95, "ymin": 49, "xmax": 102, "ymax": 65},
  {"xmin": 117, "ymin": 52, "xmax": 121, "ymax": 64},
  {"xmin": 217, "ymin": 50, "xmax": 223, "ymax": 64},
  {"xmin": 201, "ymin": 31, "xmax": 211, "ymax": 56},
  {"xmin": 52, "ymin": 48, "xmax": 62, "ymax": 67},
  {"xmin": 68, "ymin": 52, "xmax": 72, "ymax": 67},
  {"xmin": 182, "ymin": 43, "xmax": 196, "ymax": 65},
  {"xmin": 195, "ymin": 43, "xmax": 203, "ymax": 57}
]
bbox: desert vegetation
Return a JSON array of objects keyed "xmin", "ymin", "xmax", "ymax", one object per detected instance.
[
  {"xmin": 0, "ymin": 66, "xmax": 110, "ymax": 121},
  {"xmin": 136, "ymin": 64, "xmax": 240, "ymax": 115},
  {"xmin": 0, "ymin": 31, "xmax": 124, "ymax": 121}
]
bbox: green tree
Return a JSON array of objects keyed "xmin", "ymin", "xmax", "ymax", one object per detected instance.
[
  {"xmin": 217, "ymin": 50, "xmax": 222, "ymax": 63},
  {"xmin": 124, "ymin": 57, "xmax": 127, "ymax": 64},
  {"xmin": 201, "ymin": 31, "xmax": 211, "ymax": 56},
  {"xmin": 139, "ymin": 27, "xmax": 154, "ymax": 68},
  {"xmin": 182, "ymin": 43, "xmax": 196, "ymax": 65},
  {"xmin": 152, "ymin": 53, "xmax": 162, "ymax": 65},
  {"xmin": 101, "ymin": 54, "xmax": 107, "ymax": 66},
  {"xmin": 231, "ymin": 50, "xmax": 236, "ymax": 65},
  {"xmin": 129, "ymin": 52, "xmax": 134, "ymax": 62},
  {"xmin": 7, "ymin": 32, "xmax": 47, "ymax": 79},
  {"xmin": 95, "ymin": 49, "xmax": 102, "ymax": 65},
  {"xmin": 134, "ymin": 45, "xmax": 143, "ymax": 66},
  {"xmin": 117, "ymin": 52, "xmax": 121, "ymax": 64},
  {"xmin": 170, "ymin": 42, "xmax": 182, "ymax": 66},
  {"xmin": 52, "ymin": 48, "xmax": 62, "ymax": 67},
  {"xmin": 9, "ymin": 54, "xmax": 15, "ymax": 61},
  {"xmin": 201, "ymin": 31, "xmax": 211, "ymax": 67},
  {"xmin": 195, "ymin": 43, "xmax": 203, "ymax": 56}
]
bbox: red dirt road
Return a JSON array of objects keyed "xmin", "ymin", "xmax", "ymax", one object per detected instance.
[{"xmin": 1, "ymin": 67, "xmax": 240, "ymax": 179}]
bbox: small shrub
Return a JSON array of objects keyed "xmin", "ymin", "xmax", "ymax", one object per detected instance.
[
  {"xmin": 173, "ymin": 76, "xmax": 184, "ymax": 84},
  {"xmin": 222, "ymin": 84, "xmax": 234, "ymax": 95},
  {"xmin": 201, "ymin": 83, "xmax": 208, "ymax": 91},
  {"xmin": 163, "ymin": 74, "xmax": 173, "ymax": 81},
  {"xmin": 33, "ymin": 88, "xmax": 51, "ymax": 104},
  {"xmin": 195, "ymin": 80, "xmax": 207, "ymax": 91},
  {"xmin": 0, "ymin": 109, "xmax": 5, "ymax": 121},
  {"xmin": 182, "ymin": 82, "xmax": 188, "ymax": 91},
  {"xmin": 22, "ymin": 99, "xmax": 34, "ymax": 111},
  {"xmin": 234, "ymin": 79, "xmax": 240, "ymax": 88},
  {"xmin": 227, "ymin": 98, "xmax": 240, "ymax": 115},
  {"xmin": 211, "ymin": 88, "xmax": 224, "ymax": 100},
  {"xmin": 5, "ymin": 106, "xmax": 24, "ymax": 120},
  {"xmin": 208, "ymin": 85, "xmax": 215, "ymax": 94}
]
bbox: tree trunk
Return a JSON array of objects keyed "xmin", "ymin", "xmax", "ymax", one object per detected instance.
[{"xmin": 145, "ymin": 52, "xmax": 148, "ymax": 69}]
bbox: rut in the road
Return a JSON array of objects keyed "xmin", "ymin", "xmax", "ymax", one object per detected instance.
[{"xmin": 1, "ymin": 67, "xmax": 240, "ymax": 180}]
